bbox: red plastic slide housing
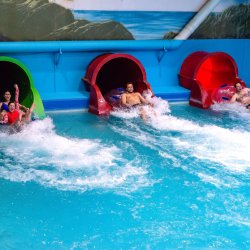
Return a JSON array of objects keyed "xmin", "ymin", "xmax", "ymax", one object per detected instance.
[
  {"xmin": 83, "ymin": 53, "xmax": 153, "ymax": 115},
  {"xmin": 179, "ymin": 51, "xmax": 245, "ymax": 108}
]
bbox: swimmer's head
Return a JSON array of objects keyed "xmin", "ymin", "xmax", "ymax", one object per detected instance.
[
  {"xmin": 126, "ymin": 82, "xmax": 134, "ymax": 93},
  {"xmin": 8, "ymin": 102, "xmax": 15, "ymax": 112},
  {"xmin": 3, "ymin": 91, "xmax": 11, "ymax": 101},
  {"xmin": 234, "ymin": 82, "xmax": 243, "ymax": 92}
]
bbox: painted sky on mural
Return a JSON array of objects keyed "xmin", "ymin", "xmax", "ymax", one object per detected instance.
[{"xmin": 51, "ymin": 0, "xmax": 248, "ymax": 11}]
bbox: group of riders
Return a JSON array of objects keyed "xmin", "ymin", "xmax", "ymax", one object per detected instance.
[
  {"xmin": 0, "ymin": 81, "xmax": 249, "ymax": 127},
  {"xmin": 0, "ymin": 84, "xmax": 35, "ymax": 128},
  {"xmin": 120, "ymin": 81, "xmax": 250, "ymax": 119}
]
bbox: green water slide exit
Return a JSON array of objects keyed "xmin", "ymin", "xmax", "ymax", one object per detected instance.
[{"xmin": 0, "ymin": 56, "xmax": 45, "ymax": 118}]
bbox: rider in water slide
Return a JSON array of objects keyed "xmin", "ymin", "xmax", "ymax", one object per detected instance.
[
  {"xmin": 0, "ymin": 84, "xmax": 34, "ymax": 126},
  {"xmin": 230, "ymin": 82, "xmax": 250, "ymax": 109},
  {"xmin": 121, "ymin": 82, "xmax": 154, "ymax": 120}
]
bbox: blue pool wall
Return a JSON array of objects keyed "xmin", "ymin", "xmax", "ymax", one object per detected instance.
[{"xmin": 1, "ymin": 39, "xmax": 249, "ymax": 111}]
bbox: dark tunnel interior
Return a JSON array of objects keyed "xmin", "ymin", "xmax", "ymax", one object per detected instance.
[
  {"xmin": 95, "ymin": 58, "xmax": 146, "ymax": 95},
  {"xmin": 0, "ymin": 61, "xmax": 30, "ymax": 103}
]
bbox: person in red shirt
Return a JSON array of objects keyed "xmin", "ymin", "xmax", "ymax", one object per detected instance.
[
  {"xmin": 0, "ymin": 84, "xmax": 34, "ymax": 126},
  {"xmin": 7, "ymin": 102, "xmax": 22, "ymax": 125},
  {"xmin": 0, "ymin": 84, "xmax": 28, "ymax": 112},
  {"xmin": 7, "ymin": 101, "xmax": 35, "ymax": 126}
]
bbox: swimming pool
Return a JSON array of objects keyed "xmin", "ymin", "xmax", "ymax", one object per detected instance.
[{"xmin": 0, "ymin": 101, "xmax": 249, "ymax": 249}]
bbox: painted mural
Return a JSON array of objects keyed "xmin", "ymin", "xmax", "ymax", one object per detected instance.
[{"xmin": 0, "ymin": 0, "xmax": 249, "ymax": 41}]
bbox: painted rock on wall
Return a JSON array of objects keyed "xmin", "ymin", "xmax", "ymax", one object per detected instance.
[{"xmin": 0, "ymin": 0, "xmax": 134, "ymax": 41}]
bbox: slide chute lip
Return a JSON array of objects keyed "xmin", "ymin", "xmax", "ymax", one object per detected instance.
[{"xmin": 0, "ymin": 56, "xmax": 45, "ymax": 118}]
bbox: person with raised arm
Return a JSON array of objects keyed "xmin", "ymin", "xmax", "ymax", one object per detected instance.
[{"xmin": 0, "ymin": 84, "xmax": 35, "ymax": 126}]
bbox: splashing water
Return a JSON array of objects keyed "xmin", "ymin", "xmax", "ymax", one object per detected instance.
[
  {"xmin": 1, "ymin": 103, "xmax": 250, "ymax": 249},
  {"xmin": 111, "ymin": 94, "xmax": 170, "ymax": 119},
  {"xmin": 211, "ymin": 102, "xmax": 250, "ymax": 127},
  {"xmin": 110, "ymin": 97, "xmax": 250, "ymax": 186},
  {"xmin": 0, "ymin": 117, "xmax": 150, "ymax": 192}
]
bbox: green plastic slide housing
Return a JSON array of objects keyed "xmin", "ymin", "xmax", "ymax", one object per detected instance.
[{"xmin": 0, "ymin": 56, "xmax": 45, "ymax": 118}]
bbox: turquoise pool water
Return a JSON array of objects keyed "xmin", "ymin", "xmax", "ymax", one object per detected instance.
[{"xmin": 0, "ymin": 101, "xmax": 250, "ymax": 249}]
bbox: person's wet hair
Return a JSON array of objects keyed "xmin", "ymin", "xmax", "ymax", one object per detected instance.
[
  {"xmin": 8, "ymin": 102, "xmax": 15, "ymax": 107},
  {"xmin": 125, "ymin": 82, "xmax": 133, "ymax": 88},
  {"xmin": 234, "ymin": 82, "xmax": 241, "ymax": 88}
]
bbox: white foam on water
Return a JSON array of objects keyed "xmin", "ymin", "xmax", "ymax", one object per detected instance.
[
  {"xmin": 208, "ymin": 193, "xmax": 250, "ymax": 228},
  {"xmin": 111, "ymin": 95, "xmax": 170, "ymax": 119},
  {"xmin": 150, "ymin": 113, "xmax": 250, "ymax": 173},
  {"xmin": 211, "ymin": 102, "xmax": 250, "ymax": 121},
  {"xmin": 212, "ymin": 102, "xmax": 247, "ymax": 112},
  {"xmin": 124, "ymin": 97, "xmax": 247, "ymax": 174},
  {"xmin": 111, "ymin": 108, "xmax": 139, "ymax": 119},
  {"xmin": 110, "ymin": 96, "xmax": 250, "ymax": 184},
  {"xmin": 143, "ymin": 90, "xmax": 171, "ymax": 115},
  {"xmin": 197, "ymin": 172, "xmax": 239, "ymax": 188},
  {"xmin": 0, "ymin": 118, "xmax": 150, "ymax": 192},
  {"xmin": 110, "ymin": 118, "xmax": 164, "ymax": 153}
]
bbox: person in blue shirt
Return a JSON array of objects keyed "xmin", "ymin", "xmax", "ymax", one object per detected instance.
[
  {"xmin": 0, "ymin": 85, "xmax": 29, "ymax": 112},
  {"xmin": 0, "ymin": 85, "xmax": 30, "ymax": 125},
  {"xmin": 0, "ymin": 90, "xmax": 11, "ymax": 111}
]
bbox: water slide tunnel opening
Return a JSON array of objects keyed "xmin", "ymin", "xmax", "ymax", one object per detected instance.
[
  {"xmin": 179, "ymin": 51, "xmax": 245, "ymax": 108},
  {"xmin": 84, "ymin": 53, "xmax": 153, "ymax": 115},
  {"xmin": 0, "ymin": 57, "xmax": 45, "ymax": 118},
  {"xmin": 0, "ymin": 60, "xmax": 30, "ymax": 104}
]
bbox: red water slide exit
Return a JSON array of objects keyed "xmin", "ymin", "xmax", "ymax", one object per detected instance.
[
  {"xmin": 83, "ymin": 53, "xmax": 153, "ymax": 115},
  {"xmin": 179, "ymin": 51, "xmax": 245, "ymax": 108}
]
